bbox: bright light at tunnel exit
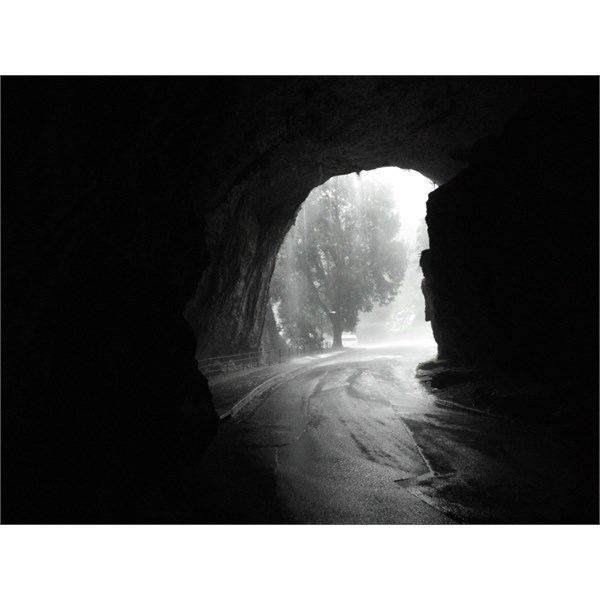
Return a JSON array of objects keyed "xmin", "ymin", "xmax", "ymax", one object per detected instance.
[
  {"xmin": 272, "ymin": 166, "xmax": 437, "ymax": 351},
  {"xmin": 352, "ymin": 167, "xmax": 436, "ymax": 347},
  {"xmin": 357, "ymin": 167, "xmax": 436, "ymax": 247}
]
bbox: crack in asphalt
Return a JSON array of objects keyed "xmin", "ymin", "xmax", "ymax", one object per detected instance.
[{"xmin": 401, "ymin": 485, "xmax": 465, "ymax": 524}]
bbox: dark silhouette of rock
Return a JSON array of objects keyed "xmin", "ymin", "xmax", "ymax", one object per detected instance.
[{"xmin": 422, "ymin": 90, "xmax": 598, "ymax": 377}]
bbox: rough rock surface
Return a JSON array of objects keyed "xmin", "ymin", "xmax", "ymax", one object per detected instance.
[
  {"xmin": 421, "ymin": 90, "xmax": 598, "ymax": 377},
  {"xmin": 2, "ymin": 76, "xmax": 597, "ymax": 522}
]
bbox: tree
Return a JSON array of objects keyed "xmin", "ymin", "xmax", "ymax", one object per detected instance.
[
  {"xmin": 269, "ymin": 236, "xmax": 330, "ymax": 348},
  {"xmin": 270, "ymin": 174, "xmax": 408, "ymax": 348}
]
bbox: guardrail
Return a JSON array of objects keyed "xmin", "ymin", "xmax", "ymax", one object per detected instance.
[{"xmin": 197, "ymin": 343, "xmax": 331, "ymax": 379}]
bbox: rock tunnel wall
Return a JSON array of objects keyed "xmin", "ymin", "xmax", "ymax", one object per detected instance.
[
  {"xmin": 421, "ymin": 89, "xmax": 599, "ymax": 376},
  {"xmin": 2, "ymin": 76, "xmax": 596, "ymax": 522}
]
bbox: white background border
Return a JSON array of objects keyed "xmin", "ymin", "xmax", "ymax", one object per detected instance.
[{"xmin": 1, "ymin": 1, "xmax": 598, "ymax": 598}]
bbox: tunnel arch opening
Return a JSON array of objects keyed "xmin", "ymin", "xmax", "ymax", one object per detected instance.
[{"xmin": 266, "ymin": 167, "xmax": 437, "ymax": 355}]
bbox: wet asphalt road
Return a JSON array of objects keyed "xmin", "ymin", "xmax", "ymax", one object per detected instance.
[{"xmin": 192, "ymin": 337, "xmax": 591, "ymax": 524}]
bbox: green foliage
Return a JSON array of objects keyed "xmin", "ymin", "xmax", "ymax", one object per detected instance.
[{"xmin": 270, "ymin": 174, "xmax": 408, "ymax": 347}]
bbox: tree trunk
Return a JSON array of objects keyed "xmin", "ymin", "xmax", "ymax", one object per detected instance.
[
  {"xmin": 260, "ymin": 303, "xmax": 289, "ymax": 354},
  {"xmin": 332, "ymin": 317, "xmax": 343, "ymax": 348}
]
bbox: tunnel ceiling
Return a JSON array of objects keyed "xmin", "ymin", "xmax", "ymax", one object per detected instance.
[{"xmin": 192, "ymin": 76, "xmax": 586, "ymax": 222}]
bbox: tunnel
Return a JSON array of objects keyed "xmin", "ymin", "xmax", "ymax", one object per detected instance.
[{"xmin": 2, "ymin": 76, "xmax": 598, "ymax": 523}]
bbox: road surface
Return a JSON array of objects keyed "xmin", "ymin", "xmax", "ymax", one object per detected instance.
[{"xmin": 190, "ymin": 335, "xmax": 590, "ymax": 524}]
